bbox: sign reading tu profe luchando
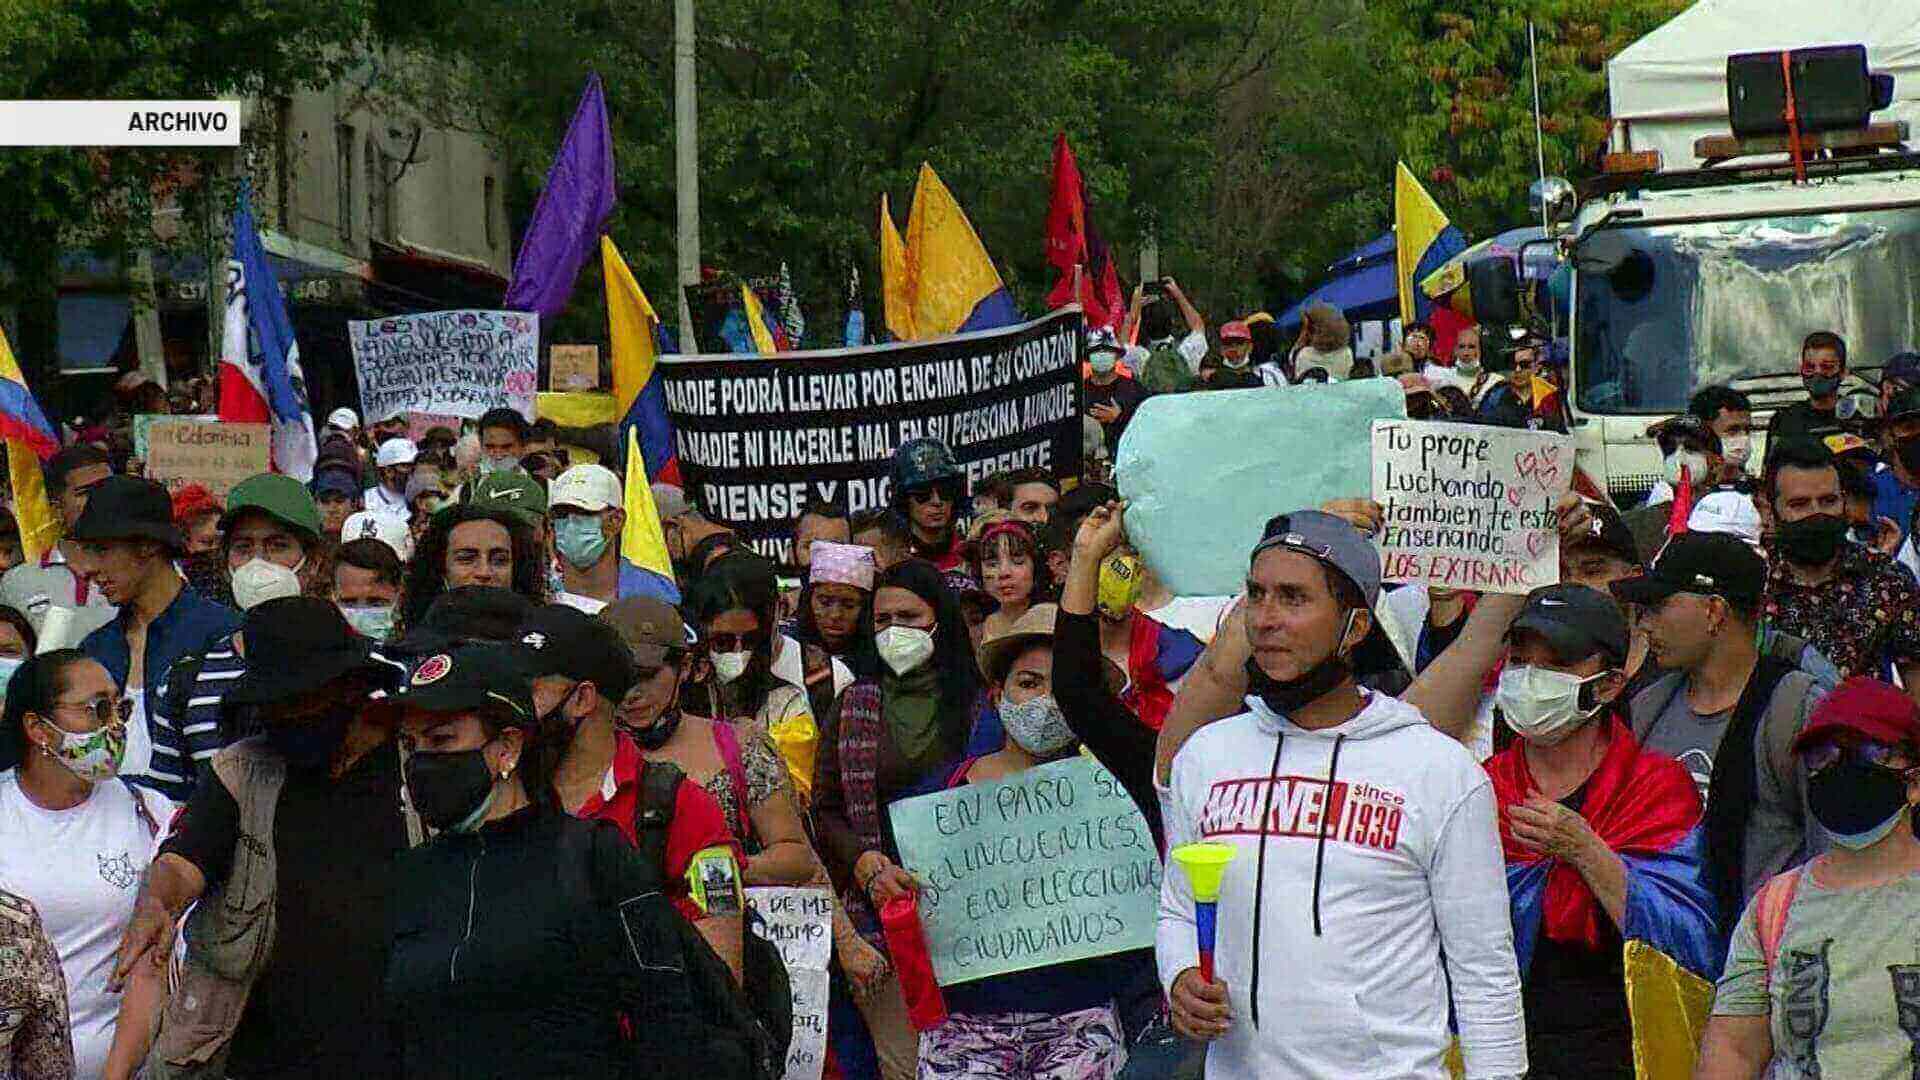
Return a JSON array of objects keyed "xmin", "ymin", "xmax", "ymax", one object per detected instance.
[
  {"xmin": 659, "ymin": 309, "xmax": 1083, "ymax": 560},
  {"xmin": 1371, "ymin": 419, "xmax": 1573, "ymax": 594},
  {"xmin": 348, "ymin": 310, "xmax": 539, "ymax": 424}
]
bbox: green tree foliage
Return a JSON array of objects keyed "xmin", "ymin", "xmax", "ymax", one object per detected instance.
[{"xmin": 1371, "ymin": 0, "xmax": 1688, "ymax": 237}]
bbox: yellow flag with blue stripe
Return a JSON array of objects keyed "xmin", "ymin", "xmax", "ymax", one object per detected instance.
[
  {"xmin": 0, "ymin": 328, "xmax": 61, "ymax": 563},
  {"xmin": 899, "ymin": 163, "xmax": 1018, "ymax": 338},
  {"xmin": 619, "ymin": 427, "xmax": 676, "ymax": 583},
  {"xmin": 1395, "ymin": 161, "xmax": 1457, "ymax": 327}
]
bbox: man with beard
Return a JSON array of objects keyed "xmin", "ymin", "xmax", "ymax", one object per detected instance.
[
  {"xmin": 114, "ymin": 598, "xmax": 415, "ymax": 1079},
  {"xmin": 1613, "ymin": 532, "xmax": 1826, "ymax": 926},
  {"xmin": 1760, "ymin": 439, "xmax": 1920, "ymax": 699}
]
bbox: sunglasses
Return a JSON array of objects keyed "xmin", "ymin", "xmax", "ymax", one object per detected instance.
[
  {"xmin": 905, "ymin": 482, "xmax": 960, "ymax": 505},
  {"xmin": 706, "ymin": 632, "xmax": 766, "ymax": 653},
  {"xmin": 1802, "ymin": 739, "xmax": 1911, "ymax": 775},
  {"xmin": 54, "ymin": 694, "xmax": 133, "ymax": 728}
]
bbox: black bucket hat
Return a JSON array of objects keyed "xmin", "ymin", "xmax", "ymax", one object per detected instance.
[
  {"xmin": 68, "ymin": 475, "xmax": 186, "ymax": 553},
  {"xmin": 223, "ymin": 597, "xmax": 394, "ymax": 707}
]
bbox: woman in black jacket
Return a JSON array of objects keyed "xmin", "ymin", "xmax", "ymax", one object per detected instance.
[{"xmin": 385, "ymin": 643, "xmax": 761, "ymax": 1080}]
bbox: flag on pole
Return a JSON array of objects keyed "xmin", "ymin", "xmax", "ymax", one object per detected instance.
[
  {"xmin": 503, "ymin": 73, "xmax": 617, "ymax": 321},
  {"xmin": 879, "ymin": 193, "xmax": 917, "ymax": 341},
  {"xmin": 602, "ymin": 237, "xmax": 679, "ymax": 486},
  {"xmin": 619, "ymin": 427, "xmax": 680, "ymax": 602},
  {"xmin": 1044, "ymin": 134, "xmax": 1122, "ymax": 328},
  {"xmin": 902, "ymin": 163, "xmax": 1019, "ymax": 337},
  {"xmin": 0, "ymin": 328, "xmax": 60, "ymax": 562},
  {"xmin": 1393, "ymin": 162, "xmax": 1466, "ymax": 328},
  {"xmin": 740, "ymin": 284, "xmax": 780, "ymax": 355},
  {"xmin": 218, "ymin": 185, "xmax": 317, "ymax": 481}
]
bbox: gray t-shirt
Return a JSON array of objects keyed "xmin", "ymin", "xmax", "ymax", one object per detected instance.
[
  {"xmin": 1714, "ymin": 865, "xmax": 1920, "ymax": 1079},
  {"xmin": 1640, "ymin": 689, "xmax": 1731, "ymax": 805}
]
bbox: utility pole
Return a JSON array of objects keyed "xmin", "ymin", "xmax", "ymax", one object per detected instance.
[{"xmin": 674, "ymin": 0, "xmax": 700, "ymax": 351}]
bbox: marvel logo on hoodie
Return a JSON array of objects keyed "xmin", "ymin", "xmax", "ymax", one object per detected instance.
[{"xmin": 1156, "ymin": 691, "xmax": 1528, "ymax": 1080}]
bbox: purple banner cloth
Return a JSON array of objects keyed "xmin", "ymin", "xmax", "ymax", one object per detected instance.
[{"xmin": 502, "ymin": 73, "xmax": 616, "ymax": 320}]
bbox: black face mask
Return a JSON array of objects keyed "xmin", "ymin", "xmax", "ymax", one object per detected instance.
[
  {"xmin": 1243, "ymin": 612, "xmax": 1358, "ymax": 715},
  {"xmin": 405, "ymin": 748, "xmax": 499, "ymax": 832},
  {"xmin": 1896, "ymin": 435, "xmax": 1920, "ymax": 479},
  {"xmin": 1807, "ymin": 759, "xmax": 1912, "ymax": 846},
  {"xmin": 267, "ymin": 713, "xmax": 348, "ymax": 771},
  {"xmin": 1775, "ymin": 513, "xmax": 1849, "ymax": 567},
  {"xmin": 1805, "ymin": 374, "xmax": 1843, "ymax": 400},
  {"xmin": 630, "ymin": 709, "xmax": 682, "ymax": 751}
]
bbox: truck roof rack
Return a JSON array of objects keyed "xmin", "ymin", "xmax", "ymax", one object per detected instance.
[{"xmin": 1579, "ymin": 140, "xmax": 1920, "ymax": 201}]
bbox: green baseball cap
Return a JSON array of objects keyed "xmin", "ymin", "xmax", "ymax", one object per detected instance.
[
  {"xmin": 468, "ymin": 468, "xmax": 547, "ymax": 529},
  {"xmin": 221, "ymin": 473, "xmax": 324, "ymax": 538}
]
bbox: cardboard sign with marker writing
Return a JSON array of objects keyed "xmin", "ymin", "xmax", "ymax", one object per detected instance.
[
  {"xmin": 144, "ymin": 419, "xmax": 271, "ymax": 499},
  {"xmin": 1371, "ymin": 419, "xmax": 1573, "ymax": 594},
  {"xmin": 746, "ymin": 886, "xmax": 831, "ymax": 1080},
  {"xmin": 548, "ymin": 344, "xmax": 600, "ymax": 391}
]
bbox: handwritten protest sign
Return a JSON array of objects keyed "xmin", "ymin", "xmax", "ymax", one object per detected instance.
[
  {"xmin": 405, "ymin": 412, "xmax": 463, "ymax": 443},
  {"xmin": 660, "ymin": 309, "xmax": 1082, "ymax": 561},
  {"xmin": 143, "ymin": 418, "xmax": 270, "ymax": 499},
  {"xmin": 1117, "ymin": 379, "xmax": 1405, "ymax": 597},
  {"xmin": 889, "ymin": 755, "xmax": 1160, "ymax": 986},
  {"xmin": 548, "ymin": 344, "xmax": 599, "ymax": 391},
  {"xmin": 1371, "ymin": 419, "xmax": 1573, "ymax": 594},
  {"xmin": 348, "ymin": 310, "xmax": 538, "ymax": 424},
  {"xmin": 747, "ymin": 887, "xmax": 831, "ymax": 1080}
]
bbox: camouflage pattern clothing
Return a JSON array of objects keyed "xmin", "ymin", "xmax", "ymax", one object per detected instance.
[{"xmin": 0, "ymin": 888, "xmax": 74, "ymax": 1080}]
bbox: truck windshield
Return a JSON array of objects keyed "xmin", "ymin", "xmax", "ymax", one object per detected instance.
[{"xmin": 1575, "ymin": 203, "xmax": 1920, "ymax": 414}]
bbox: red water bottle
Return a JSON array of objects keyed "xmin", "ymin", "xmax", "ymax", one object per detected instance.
[{"xmin": 879, "ymin": 895, "xmax": 947, "ymax": 1031}]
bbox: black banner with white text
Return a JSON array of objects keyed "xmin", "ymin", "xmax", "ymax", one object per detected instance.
[{"xmin": 660, "ymin": 309, "xmax": 1084, "ymax": 558}]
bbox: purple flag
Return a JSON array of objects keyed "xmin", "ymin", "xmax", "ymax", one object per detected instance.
[{"xmin": 503, "ymin": 73, "xmax": 616, "ymax": 320}]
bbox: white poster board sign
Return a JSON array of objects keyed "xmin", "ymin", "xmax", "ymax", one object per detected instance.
[
  {"xmin": 349, "ymin": 309, "xmax": 538, "ymax": 423},
  {"xmin": 747, "ymin": 886, "xmax": 831, "ymax": 1080},
  {"xmin": 1371, "ymin": 419, "xmax": 1573, "ymax": 594}
]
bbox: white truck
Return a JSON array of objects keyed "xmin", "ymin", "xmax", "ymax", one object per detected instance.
[{"xmin": 1555, "ymin": 1, "xmax": 1920, "ymax": 505}]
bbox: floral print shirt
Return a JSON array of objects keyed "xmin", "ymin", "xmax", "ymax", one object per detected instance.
[{"xmin": 1762, "ymin": 544, "xmax": 1920, "ymax": 679}]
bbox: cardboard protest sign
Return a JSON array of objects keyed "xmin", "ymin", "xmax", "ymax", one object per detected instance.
[
  {"xmin": 132, "ymin": 413, "xmax": 213, "ymax": 462},
  {"xmin": 143, "ymin": 418, "xmax": 271, "ymax": 499},
  {"xmin": 1116, "ymin": 379, "xmax": 1405, "ymax": 597},
  {"xmin": 660, "ymin": 309, "xmax": 1083, "ymax": 561},
  {"xmin": 549, "ymin": 344, "xmax": 599, "ymax": 391},
  {"xmin": 1371, "ymin": 419, "xmax": 1573, "ymax": 594},
  {"xmin": 746, "ymin": 887, "xmax": 832, "ymax": 1080},
  {"xmin": 405, "ymin": 413, "xmax": 464, "ymax": 443},
  {"xmin": 889, "ymin": 755, "xmax": 1160, "ymax": 986},
  {"xmin": 348, "ymin": 310, "xmax": 539, "ymax": 424}
]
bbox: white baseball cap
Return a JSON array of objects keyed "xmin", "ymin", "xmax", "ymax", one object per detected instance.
[
  {"xmin": 327, "ymin": 407, "xmax": 360, "ymax": 432},
  {"xmin": 374, "ymin": 437, "xmax": 419, "ymax": 467},
  {"xmin": 1687, "ymin": 490, "xmax": 1763, "ymax": 547},
  {"xmin": 341, "ymin": 509, "xmax": 414, "ymax": 561},
  {"xmin": 549, "ymin": 463, "xmax": 622, "ymax": 512}
]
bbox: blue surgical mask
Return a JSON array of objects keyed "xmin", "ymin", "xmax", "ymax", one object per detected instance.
[{"xmin": 554, "ymin": 514, "xmax": 612, "ymax": 570}]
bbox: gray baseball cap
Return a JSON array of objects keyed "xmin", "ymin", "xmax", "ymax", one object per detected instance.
[{"xmin": 1249, "ymin": 510, "xmax": 1382, "ymax": 609}]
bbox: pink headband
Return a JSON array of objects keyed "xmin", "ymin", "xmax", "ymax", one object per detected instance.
[{"xmin": 809, "ymin": 541, "xmax": 876, "ymax": 591}]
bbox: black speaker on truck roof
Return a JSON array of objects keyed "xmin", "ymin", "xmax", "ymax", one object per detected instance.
[{"xmin": 1727, "ymin": 44, "xmax": 1894, "ymax": 139}]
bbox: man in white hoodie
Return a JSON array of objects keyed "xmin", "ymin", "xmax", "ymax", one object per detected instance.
[{"xmin": 1157, "ymin": 509, "xmax": 1526, "ymax": 1079}]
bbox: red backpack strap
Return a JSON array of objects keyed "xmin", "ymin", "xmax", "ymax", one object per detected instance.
[
  {"xmin": 945, "ymin": 756, "xmax": 983, "ymax": 789},
  {"xmin": 1753, "ymin": 864, "xmax": 1808, "ymax": 990},
  {"xmin": 710, "ymin": 720, "xmax": 753, "ymax": 841}
]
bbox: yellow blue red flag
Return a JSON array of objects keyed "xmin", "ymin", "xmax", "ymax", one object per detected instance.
[
  {"xmin": 619, "ymin": 427, "xmax": 678, "ymax": 597},
  {"xmin": 1394, "ymin": 162, "xmax": 1466, "ymax": 327},
  {"xmin": 602, "ymin": 236, "xmax": 679, "ymax": 486},
  {"xmin": 0, "ymin": 328, "xmax": 61, "ymax": 562},
  {"xmin": 885, "ymin": 163, "xmax": 1019, "ymax": 339}
]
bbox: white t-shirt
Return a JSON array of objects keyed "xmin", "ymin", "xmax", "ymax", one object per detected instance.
[
  {"xmin": 362, "ymin": 484, "xmax": 407, "ymax": 517},
  {"xmin": 553, "ymin": 590, "xmax": 608, "ymax": 615},
  {"xmin": 0, "ymin": 772, "xmax": 174, "ymax": 1079},
  {"xmin": 119, "ymin": 688, "xmax": 155, "ymax": 785}
]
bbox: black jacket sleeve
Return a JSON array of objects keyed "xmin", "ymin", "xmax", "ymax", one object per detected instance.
[{"xmin": 1054, "ymin": 610, "xmax": 1162, "ymax": 848}]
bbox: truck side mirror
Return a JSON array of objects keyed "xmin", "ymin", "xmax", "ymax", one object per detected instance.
[{"xmin": 1462, "ymin": 256, "xmax": 1521, "ymax": 326}]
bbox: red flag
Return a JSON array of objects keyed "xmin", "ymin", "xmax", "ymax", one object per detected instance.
[
  {"xmin": 1667, "ymin": 467, "xmax": 1694, "ymax": 538},
  {"xmin": 1044, "ymin": 134, "xmax": 1122, "ymax": 327}
]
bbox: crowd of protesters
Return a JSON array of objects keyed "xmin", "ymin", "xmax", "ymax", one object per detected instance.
[{"xmin": 2, "ymin": 309, "xmax": 1920, "ymax": 1080}]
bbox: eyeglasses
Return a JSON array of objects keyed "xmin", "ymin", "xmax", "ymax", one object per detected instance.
[
  {"xmin": 1802, "ymin": 739, "xmax": 1909, "ymax": 774},
  {"xmin": 905, "ymin": 483, "xmax": 959, "ymax": 506},
  {"xmin": 54, "ymin": 695, "xmax": 132, "ymax": 728}
]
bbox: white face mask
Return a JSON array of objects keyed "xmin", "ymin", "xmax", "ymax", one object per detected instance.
[
  {"xmin": 713, "ymin": 650, "xmax": 751, "ymax": 684},
  {"xmin": 231, "ymin": 558, "xmax": 304, "ymax": 611},
  {"xmin": 1088, "ymin": 351, "xmax": 1119, "ymax": 375},
  {"xmin": 875, "ymin": 626, "xmax": 935, "ymax": 677},
  {"xmin": 1495, "ymin": 665, "xmax": 1608, "ymax": 745},
  {"xmin": 1721, "ymin": 434, "xmax": 1752, "ymax": 469},
  {"xmin": 1663, "ymin": 449, "xmax": 1711, "ymax": 488}
]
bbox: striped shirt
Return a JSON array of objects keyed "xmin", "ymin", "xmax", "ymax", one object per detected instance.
[{"xmin": 146, "ymin": 632, "xmax": 248, "ymax": 802}]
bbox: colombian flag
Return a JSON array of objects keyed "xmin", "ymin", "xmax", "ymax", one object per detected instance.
[
  {"xmin": 880, "ymin": 163, "xmax": 1020, "ymax": 340},
  {"xmin": 1394, "ymin": 162, "xmax": 1467, "ymax": 327},
  {"xmin": 602, "ymin": 236, "xmax": 679, "ymax": 486},
  {"xmin": 0, "ymin": 329, "xmax": 59, "ymax": 562},
  {"xmin": 1487, "ymin": 719, "xmax": 1722, "ymax": 1073},
  {"xmin": 1123, "ymin": 616, "xmax": 1206, "ymax": 733},
  {"xmin": 618, "ymin": 427, "xmax": 680, "ymax": 604}
]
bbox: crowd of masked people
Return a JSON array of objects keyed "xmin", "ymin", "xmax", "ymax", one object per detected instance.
[{"xmin": 5, "ymin": 324, "xmax": 1920, "ymax": 1080}]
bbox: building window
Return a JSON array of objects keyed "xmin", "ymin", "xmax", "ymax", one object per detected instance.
[
  {"xmin": 335, "ymin": 123, "xmax": 354, "ymax": 241},
  {"xmin": 484, "ymin": 176, "xmax": 497, "ymax": 249}
]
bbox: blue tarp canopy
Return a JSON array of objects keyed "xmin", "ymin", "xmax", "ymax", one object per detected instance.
[{"xmin": 1279, "ymin": 227, "xmax": 1466, "ymax": 330}]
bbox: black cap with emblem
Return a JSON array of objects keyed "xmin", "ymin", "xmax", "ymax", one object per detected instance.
[
  {"xmin": 512, "ymin": 604, "xmax": 636, "ymax": 702},
  {"xmin": 1508, "ymin": 584, "xmax": 1630, "ymax": 666},
  {"xmin": 392, "ymin": 644, "xmax": 535, "ymax": 725},
  {"xmin": 1609, "ymin": 530, "xmax": 1766, "ymax": 610}
]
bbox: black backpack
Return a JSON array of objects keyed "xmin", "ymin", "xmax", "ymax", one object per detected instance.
[{"xmin": 633, "ymin": 760, "xmax": 794, "ymax": 1073}]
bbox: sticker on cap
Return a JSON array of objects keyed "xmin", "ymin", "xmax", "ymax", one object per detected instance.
[
  {"xmin": 521, "ymin": 631, "xmax": 547, "ymax": 650},
  {"xmin": 412, "ymin": 654, "xmax": 453, "ymax": 685}
]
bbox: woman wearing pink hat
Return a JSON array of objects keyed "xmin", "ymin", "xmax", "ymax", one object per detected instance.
[{"xmin": 797, "ymin": 541, "xmax": 877, "ymax": 661}]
